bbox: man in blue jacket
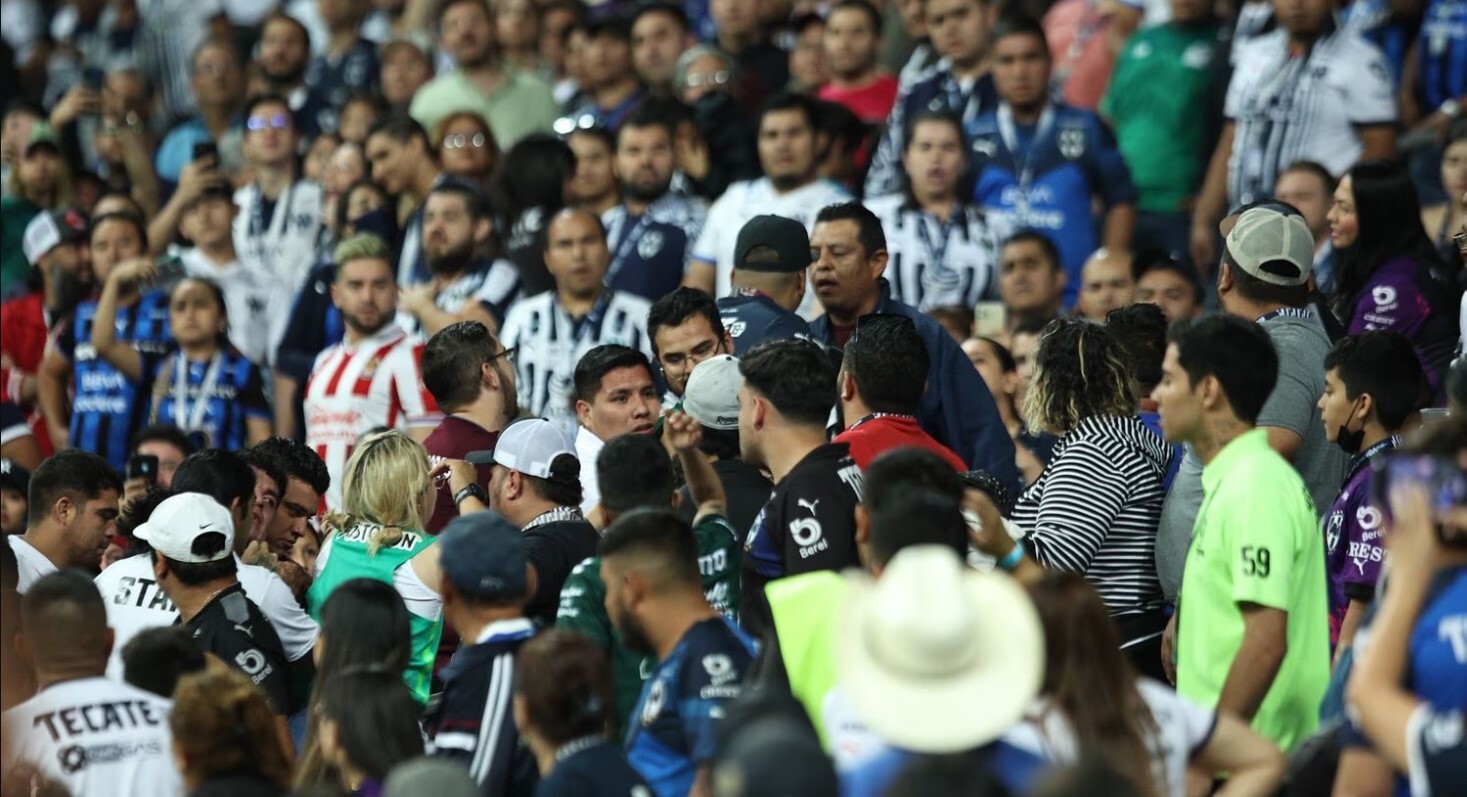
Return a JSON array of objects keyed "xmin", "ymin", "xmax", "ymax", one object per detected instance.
[{"xmin": 807, "ymin": 202, "xmax": 1018, "ymax": 489}]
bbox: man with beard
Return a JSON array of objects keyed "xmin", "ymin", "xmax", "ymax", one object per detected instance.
[
  {"xmin": 686, "ymin": 93, "xmax": 852, "ymax": 316},
  {"xmin": 630, "ymin": 3, "xmax": 696, "ymax": 94},
  {"xmin": 499, "ymin": 209, "xmax": 654, "ymax": 433},
  {"xmin": 410, "ymin": 0, "xmax": 559, "ymax": 146},
  {"xmin": 256, "ymin": 12, "xmax": 330, "ymax": 139},
  {"xmin": 365, "ymin": 114, "xmax": 444, "ymax": 286},
  {"xmin": 9, "ymin": 450, "xmax": 120, "ymax": 593},
  {"xmin": 601, "ymin": 108, "xmax": 708, "ymax": 303},
  {"xmin": 304, "ymin": 234, "xmax": 440, "ymax": 510},
  {"xmin": 601, "ymin": 507, "xmax": 756, "ymax": 797},
  {"xmin": 2, "ymin": 209, "xmax": 92, "ymax": 457},
  {"xmin": 421, "ymin": 321, "xmax": 517, "ymax": 533},
  {"xmin": 400, "ymin": 181, "xmax": 520, "ymax": 336}
]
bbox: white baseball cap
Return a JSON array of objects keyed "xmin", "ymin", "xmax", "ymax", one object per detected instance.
[
  {"xmin": 134, "ymin": 492, "xmax": 236, "ymax": 563},
  {"xmin": 489, "ymin": 418, "xmax": 576, "ymax": 479},
  {"xmin": 836, "ymin": 545, "xmax": 1044, "ymax": 753},
  {"xmin": 682, "ymin": 355, "xmax": 743, "ymax": 431}
]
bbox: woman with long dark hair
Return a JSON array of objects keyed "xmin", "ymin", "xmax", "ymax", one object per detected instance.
[
  {"xmin": 314, "ymin": 670, "xmax": 425, "ymax": 796},
  {"xmin": 491, "ymin": 133, "xmax": 575, "ymax": 297},
  {"xmin": 968, "ymin": 320, "xmax": 1172, "ymax": 679},
  {"xmin": 1011, "ymin": 572, "xmax": 1285, "ymax": 797},
  {"xmin": 296, "ymin": 578, "xmax": 413, "ymax": 790},
  {"xmin": 1327, "ymin": 159, "xmax": 1461, "ymax": 396},
  {"xmin": 1421, "ymin": 116, "xmax": 1467, "ymax": 273}
]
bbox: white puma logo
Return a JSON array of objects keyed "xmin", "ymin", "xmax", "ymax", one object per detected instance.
[{"xmin": 797, "ymin": 498, "xmax": 820, "ymax": 515}]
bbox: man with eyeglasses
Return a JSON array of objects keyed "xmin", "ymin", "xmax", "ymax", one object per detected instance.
[
  {"xmin": 232, "ymin": 94, "xmax": 323, "ymax": 364},
  {"xmin": 600, "ymin": 107, "xmax": 708, "ymax": 303},
  {"xmin": 420, "ymin": 321, "xmax": 517, "ymax": 533},
  {"xmin": 647, "ymin": 288, "xmax": 732, "ymax": 404}
]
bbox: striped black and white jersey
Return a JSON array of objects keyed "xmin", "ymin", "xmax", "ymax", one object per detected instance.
[
  {"xmin": 643, "ymin": 191, "xmax": 709, "ymax": 244},
  {"xmin": 498, "ymin": 290, "xmax": 654, "ymax": 435},
  {"xmin": 1012, "ymin": 415, "xmax": 1172, "ymax": 618},
  {"xmin": 1224, "ymin": 29, "xmax": 1396, "ymax": 207},
  {"xmin": 865, "ymin": 193, "xmax": 1006, "ymax": 312}
]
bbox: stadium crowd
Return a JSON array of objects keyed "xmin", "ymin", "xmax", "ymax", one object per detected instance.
[{"xmin": 0, "ymin": 0, "xmax": 1465, "ymax": 794}]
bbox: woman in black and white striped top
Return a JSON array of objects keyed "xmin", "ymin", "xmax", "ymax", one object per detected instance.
[{"xmin": 971, "ymin": 319, "xmax": 1174, "ymax": 681}]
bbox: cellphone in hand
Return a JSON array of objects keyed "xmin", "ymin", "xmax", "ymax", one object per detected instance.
[
  {"xmin": 83, "ymin": 67, "xmax": 105, "ymax": 92},
  {"xmin": 126, "ymin": 454, "xmax": 159, "ymax": 485},
  {"xmin": 153, "ymin": 254, "xmax": 187, "ymax": 286},
  {"xmin": 973, "ymin": 301, "xmax": 1008, "ymax": 339},
  {"xmin": 1372, "ymin": 454, "xmax": 1467, "ymax": 548},
  {"xmin": 191, "ymin": 141, "xmax": 218, "ymax": 163}
]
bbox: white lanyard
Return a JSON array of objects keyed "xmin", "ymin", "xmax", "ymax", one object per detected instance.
[
  {"xmin": 996, "ymin": 104, "xmax": 1057, "ymax": 220},
  {"xmin": 246, "ymin": 182, "xmax": 296, "ymax": 268},
  {"xmin": 606, "ymin": 208, "xmax": 653, "ymax": 286},
  {"xmin": 172, "ymin": 351, "xmax": 224, "ymax": 434}
]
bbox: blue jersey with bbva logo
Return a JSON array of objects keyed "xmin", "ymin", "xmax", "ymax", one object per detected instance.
[
  {"xmin": 59, "ymin": 294, "xmax": 173, "ymax": 470},
  {"xmin": 625, "ymin": 617, "xmax": 756, "ymax": 797},
  {"xmin": 967, "ymin": 102, "xmax": 1136, "ymax": 306}
]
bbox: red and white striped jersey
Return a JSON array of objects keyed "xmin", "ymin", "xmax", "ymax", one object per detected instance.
[{"xmin": 304, "ymin": 324, "xmax": 440, "ymax": 510}]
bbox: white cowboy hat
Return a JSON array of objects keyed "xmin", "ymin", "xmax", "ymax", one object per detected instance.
[{"xmin": 835, "ymin": 545, "xmax": 1045, "ymax": 753}]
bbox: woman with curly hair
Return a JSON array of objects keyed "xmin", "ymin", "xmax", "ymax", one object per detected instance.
[{"xmin": 970, "ymin": 318, "xmax": 1173, "ymax": 680}]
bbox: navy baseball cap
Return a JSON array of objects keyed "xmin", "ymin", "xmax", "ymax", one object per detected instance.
[
  {"xmin": 438, "ymin": 511, "xmax": 528, "ymax": 603},
  {"xmin": 0, "ymin": 459, "xmax": 29, "ymax": 497}
]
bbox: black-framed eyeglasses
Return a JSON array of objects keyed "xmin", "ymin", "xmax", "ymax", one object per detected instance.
[
  {"xmin": 444, "ymin": 132, "xmax": 488, "ymax": 150},
  {"xmin": 487, "ymin": 346, "xmax": 517, "ymax": 365}
]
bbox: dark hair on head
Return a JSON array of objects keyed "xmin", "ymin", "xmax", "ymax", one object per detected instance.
[
  {"xmin": 1167, "ymin": 314, "xmax": 1279, "ymax": 425},
  {"xmin": 903, "ymin": 110, "xmax": 965, "ymax": 151},
  {"xmin": 366, "ymin": 112, "xmax": 432, "ymax": 154},
  {"xmin": 21, "ymin": 570, "xmax": 109, "ymax": 661},
  {"xmin": 1331, "ymin": 159, "xmax": 1448, "ymax": 320},
  {"xmin": 1278, "ymin": 160, "xmax": 1335, "ymax": 194},
  {"xmin": 864, "ymin": 448, "xmax": 964, "ymax": 513},
  {"xmin": 598, "ymin": 434, "xmax": 674, "ymax": 514},
  {"xmin": 171, "ymin": 667, "xmax": 291, "ymax": 790},
  {"xmin": 90, "ymin": 211, "xmax": 149, "ymax": 249},
  {"xmin": 250, "ymin": 437, "xmax": 332, "ymax": 496},
  {"xmin": 316, "ymin": 670, "xmax": 424, "ymax": 779},
  {"xmin": 152, "ymin": 542, "xmax": 237, "ymax": 586},
  {"xmin": 697, "ymin": 426, "xmax": 742, "ymax": 460},
  {"xmin": 516, "ymin": 629, "xmax": 615, "ymax": 744},
  {"xmin": 621, "ymin": 95, "xmax": 689, "ymax": 146},
  {"xmin": 242, "ymin": 93, "xmax": 298, "ymax": 130},
  {"xmin": 26, "ymin": 450, "xmax": 123, "ymax": 526},
  {"xmin": 1324, "ymin": 332, "xmax": 1426, "ymax": 430},
  {"xmin": 116, "ymin": 486, "xmax": 172, "ymax": 549},
  {"xmin": 844, "ymin": 315, "xmax": 929, "ymax": 413},
  {"xmin": 437, "ymin": 0, "xmax": 491, "ymax": 24},
  {"xmin": 492, "ymin": 133, "xmax": 575, "ymax": 220},
  {"xmin": 567, "ymin": 123, "xmax": 617, "ymax": 154},
  {"xmin": 830, "ymin": 0, "xmax": 884, "ymax": 34},
  {"xmin": 1448, "ymin": 112, "xmax": 1467, "ymax": 144},
  {"xmin": 758, "ymin": 91, "xmax": 822, "ymax": 134},
  {"xmin": 170, "ymin": 277, "xmax": 231, "ymax": 349},
  {"xmin": 525, "ymin": 454, "xmax": 585, "ymax": 508},
  {"xmin": 598, "ymin": 507, "xmax": 701, "ymax": 587},
  {"xmin": 261, "ymin": 11, "xmax": 310, "ymax": 44},
  {"xmin": 123, "ymin": 627, "xmax": 206, "ymax": 698},
  {"xmin": 237, "ymin": 447, "xmax": 287, "ymax": 503},
  {"xmin": 337, "ymin": 177, "xmax": 390, "ymax": 232},
  {"xmin": 632, "ymin": 1, "xmax": 690, "ymax": 32},
  {"xmin": 884, "ymin": 753, "xmax": 1012, "ymax": 797},
  {"xmin": 132, "ymin": 423, "xmax": 197, "ymax": 458},
  {"xmin": 172, "ymin": 450, "xmax": 257, "ymax": 520},
  {"xmin": 647, "ymin": 287, "xmax": 725, "ymax": 356},
  {"xmin": 869, "ymin": 488, "xmax": 967, "ymax": 567},
  {"xmin": 815, "ymin": 201, "xmax": 887, "ymax": 257},
  {"xmin": 1002, "ymin": 230, "xmax": 1062, "ymax": 273},
  {"xmin": 990, "ymin": 13, "xmax": 1049, "ymax": 50},
  {"xmin": 1028, "ymin": 572, "xmax": 1160, "ymax": 797},
  {"xmin": 1133, "ymin": 249, "xmax": 1203, "ymax": 307},
  {"xmin": 342, "ymin": 92, "xmax": 390, "ymax": 118},
  {"xmin": 975, "ymin": 336, "xmax": 1016, "ymax": 372},
  {"xmin": 585, "ymin": 9, "xmax": 634, "ymax": 40},
  {"xmin": 574, "ymin": 344, "xmax": 655, "ymax": 404},
  {"xmin": 422, "ymin": 320, "xmax": 503, "ymax": 411},
  {"xmin": 1013, "ymin": 316, "xmax": 1054, "ymax": 338},
  {"xmin": 815, "ymin": 99, "xmax": 867, "ymax": 155},
  {"xmin": 1221, "ymin": 248, "xmax": 1312, "ymax": 308},
  {"xmin": 428, "ymin": 175, "xmax": 493, "ymax": 220},
  {"xmin": 1105, "ymin": 304, "xmax": 1169, "ymax": 392},
  {"xmin": 1024, "ymin": 319, "xmax": 1138, "ymax": 434},
  {"xmin": 739, "ymin": 338, "xmax": 838, "ymax": 428}
]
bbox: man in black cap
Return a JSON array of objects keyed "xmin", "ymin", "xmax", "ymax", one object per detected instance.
[
  {"xmin": 427, "ymin": 510, "xmax": 539, "ymax": 797},
  {"xmin": 716, "ymin": 215, "xmax": 813, "ymax": 356},
  {"xmin": 0, "ymin": 457, "xmax": 28, "ymax": 535}
]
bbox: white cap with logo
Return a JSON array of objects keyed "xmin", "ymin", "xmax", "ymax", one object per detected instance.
[
  {"xmin": 489, "ymin": 418, "xmax": 576, "ymax": 478},
  {"xmin": 682, "ymin": 355, "xmax": 743, "ymax": 431},
  {"xmin": 134, "ymin": 492, "xmax": 236, "ymax": 563}
]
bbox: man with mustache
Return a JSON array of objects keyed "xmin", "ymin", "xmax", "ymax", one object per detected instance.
[{"xmin": 400, "ymin": 180, "xmax": 520, "ymax": 336}]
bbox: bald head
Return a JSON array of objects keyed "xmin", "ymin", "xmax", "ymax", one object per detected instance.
[
  {"xmin": 1077, "ymin": 248, "xmax": 1136, "ymax": 322},
  {"xmin": 545, "ymin": 207, "xmax": 612, "ymax": 300},
  {"xmin": 21, "ymin": 570, "xmax": 112, "ymax": 676}
]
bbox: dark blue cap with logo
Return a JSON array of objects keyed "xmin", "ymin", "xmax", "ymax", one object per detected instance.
[
  {"xmin": 0, "ymin": 459, "xmax": 29, "ymax": 497},
  {"xmin": 439, "ymin": 511, "xmax": 528, "ymax": 603}
]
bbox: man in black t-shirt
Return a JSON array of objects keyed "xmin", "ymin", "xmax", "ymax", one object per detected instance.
[
  {"xmin": 139, "ymin": 493, "xmax": 294, "ymax": 735},
  {"xmin": 736, "ymin": 339, "xmax": 864, "ymax": 637}
]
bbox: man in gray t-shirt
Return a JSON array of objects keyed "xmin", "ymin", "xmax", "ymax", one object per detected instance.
[{"xmin": 1156, "ymin": 206, "xmax": 1347, "ymax": 601}]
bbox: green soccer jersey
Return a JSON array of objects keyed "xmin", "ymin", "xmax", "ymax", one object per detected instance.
[
  {"xmin": 556, "ymin": 512, "xmax": 743, "ymax": 735},
  {"xmin": 1100, "ymin": 23, "xmax": 1221, "ymax": 213},
  {"xmin": 1176, "ymin": 429, "xmax": 1329, "ymax": 752}
]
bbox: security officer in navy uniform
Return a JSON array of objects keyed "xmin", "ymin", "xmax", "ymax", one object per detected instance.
[{"xmin": 716, "ymin": 216, "xmax": 812, "ymax": 356}]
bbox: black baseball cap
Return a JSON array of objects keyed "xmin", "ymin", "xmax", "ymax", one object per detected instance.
[
  {"xmin": 0, "ymin": 459, "xmax": 29, "ymax": 497},
  {"xmin": 734, "ymin": 215, "xmax": 812, "ymax": 274}
]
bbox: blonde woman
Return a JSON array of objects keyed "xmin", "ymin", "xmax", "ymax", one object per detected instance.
[
  {"xmin": 969, "ymin": 318, "xmax": 1173, "ymax": 682},
  {"xmin": 306, "ymin": 430, "xmax": 448, "ymax": 706}
]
